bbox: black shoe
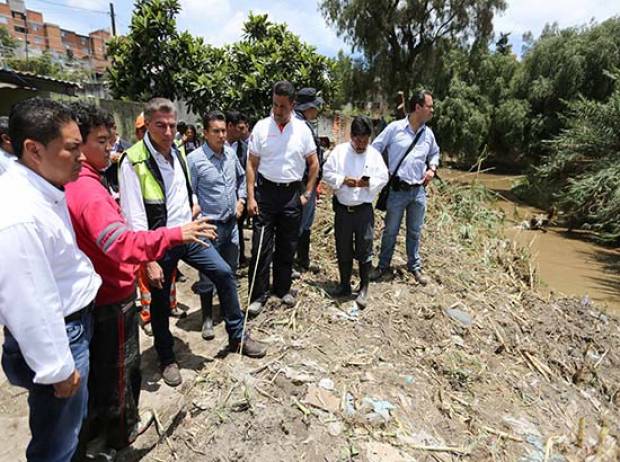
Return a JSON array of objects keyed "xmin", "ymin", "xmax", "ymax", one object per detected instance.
[
  {"xmin": 370, "ymin": 266, "xmax": 388, "ymax": 281},
  {"xmin": 411, "ymin": 269, "xmax": 428, "ymax": 286},
  {"xmin": 200, "ymin": 294, "xmax": 215, "ymax": 340},
  {"xmin": 355, "ymin": 261, "xmax": 371, "ymax": 308},
  {"xmin": 331, "ymin": 260, "xmax": 353, "ymax": 297},
  {"xmin": 161, "ymin": 363, "xmax": 182, "ymax": 387}
]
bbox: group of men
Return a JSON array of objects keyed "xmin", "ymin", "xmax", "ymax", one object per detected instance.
[{"xmin": 0, "ymin": 81, "xmax": 439, "ymax": 462}]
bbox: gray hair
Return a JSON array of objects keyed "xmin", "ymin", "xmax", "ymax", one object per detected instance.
[{"xmin": 144, "ymin": 97, "xmax": 177, "ymax": 122}]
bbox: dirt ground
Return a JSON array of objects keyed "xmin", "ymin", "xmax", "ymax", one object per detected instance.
[{"xmin": 1, "ymin": 182, "xmax": 618, "ymax": 461}]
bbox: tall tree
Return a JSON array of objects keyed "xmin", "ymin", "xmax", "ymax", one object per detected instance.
[{"xmin": 320, "ymin": 0, "xmax": 506, "ymax": 96}]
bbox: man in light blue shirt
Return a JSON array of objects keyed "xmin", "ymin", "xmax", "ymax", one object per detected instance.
[
  {"xmin": 187, "ymin": 110, "xmax": 247, "ymax": 340},
  {"xmin": 371, "ymin": 90, "xmax": 440, "ymax": 285}
]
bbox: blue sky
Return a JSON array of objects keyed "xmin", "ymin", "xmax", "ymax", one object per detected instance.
[{"xmin": 25, "ymin": 0, "xmax": 620, "ymax": 58}]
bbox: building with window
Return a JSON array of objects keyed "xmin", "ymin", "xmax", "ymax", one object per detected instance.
[{"xmin": 0, "ymin": 0, "xmax": 111, "ymax": 75}]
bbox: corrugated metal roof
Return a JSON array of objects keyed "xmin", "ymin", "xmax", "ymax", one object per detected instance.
[{"xmin": 0, "ymin": 68, "xmax": 82, "ymax": 94}]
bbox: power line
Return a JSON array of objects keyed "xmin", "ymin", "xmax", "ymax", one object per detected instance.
[{"xmin": 30, "ymin": 0, "xmax": 109, "ymax": 15}]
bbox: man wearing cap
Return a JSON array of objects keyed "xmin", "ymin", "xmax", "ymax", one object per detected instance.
[
  {"xmin": 293, "ymin": 88, "xmax": 324, "ymax": 274},
  {"xmin": 323, "ymin": 116, "xmax": 388, "ymax": 307},
  {"xmin": 246, "ymin": 81, "xmax": 319, "ymax": 314},
  {"xmin": 370, "ymin": 90, "xmax": 440, "ymax": 285}
]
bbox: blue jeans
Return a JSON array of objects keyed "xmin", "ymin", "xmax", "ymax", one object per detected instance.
[
  {"xmin": 2, "ymin": 311, "xmax": 93, "ymax": 462},
  {"xmin": 150, "ymin": 241, "xmax": 245, "ymax": 366},
  {"xmin": 194, "ymin": 217, "xmax": 239, "ymax": 295},
  {"xmin": 378, "ymin": 186, "xmax": 427, "ymax": 271},
  {"xmin": 299, "ymin": 187, "xmax": 317, "ymax": 234}
]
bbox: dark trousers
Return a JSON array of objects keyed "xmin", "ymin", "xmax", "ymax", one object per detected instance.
[
  {"xmin": 237, "ymin": 207, "xmax": 248, "ymax": 262},
  {"xmin": 75, "ymin": 298, "xmax": 141, "ymax": 456},
  {"xmin": 151, "ymin": 241, "xmax": 245, "ymax": 366},
  {"xmin": 2, "ymin": 310, "xmax": 92, "ymax": 462},
  {"xmin": 334, "ymin": 199, "xmax": 375, "ymax": 264},
  {"xmin": 249, "ymin": 179, "xmax": 302, "ymax": 302}
]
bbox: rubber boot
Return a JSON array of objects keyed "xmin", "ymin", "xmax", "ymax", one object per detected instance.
[
  {"xmin": 296, "ymin": 230, "xmax": 311, "ymax": 271},
  {"xmin": 331, "ymin": 260, "xmax": 353, "ymax": 297},
  {"xmin": 200, "ymin": 293, "xmax": 214, "ymax": 340},
  {"xmin": 355, "ymin": 261, "xmax": 371, "ymax": 308}
]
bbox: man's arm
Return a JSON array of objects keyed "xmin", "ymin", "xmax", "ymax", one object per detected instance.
[
  {"xmin": 0, "ymin": 224, "xmax": 76, "ymax": 386},
  {"xmin": 246, "ymin": 153, "xmax": 260, "ymax": 216},
  {"xmin": 322, "ymin": 145, "xmax": 344, "ymax": 190},
  {"xmin": 304, "ymin": 152, "xmax": 319, "ymax": 195}
]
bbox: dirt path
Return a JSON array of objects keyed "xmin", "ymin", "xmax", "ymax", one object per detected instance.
[{"xmin": 1, "ymin": 183, "xmax": 619, "ymax": 461}]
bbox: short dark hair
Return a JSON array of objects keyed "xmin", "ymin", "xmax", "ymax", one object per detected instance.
[
  {"xmin": 350, "ymin": 116, "xmax": 373, "ymax": 137},
  {"xmin": 144, "ymin": 97, "xmax": 176, "ymax": 122},
  {"xmin": 69, "ymin": 102, "xmax": 114, "ymax": 141},
  {"xmin": 225, "ymin": 110, "xmax": 242, "ymax": 125},
  {"xmin": 177, "ymin": 121, "xmax": 187, "ymax": 133},
  {"xmin": 409, "ymin": 89, "xmax": 433, "ymax": 112},
  {"xmin": 273, "ymin": 80, "xmax": 296, "ymax": 101},
  {"xmin": 0, "ymin": 116, "xmax": 8, "ymax": 137},
  {"xmin": 203, "ymin": 111, "xmax": 226, "ymax": 130},
  {"xmin": 9, "ymin": 97, "xmax": 76, "ymax": 159}
]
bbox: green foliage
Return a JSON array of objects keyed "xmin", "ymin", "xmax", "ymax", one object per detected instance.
[
  {"xmin": 183, "ymin": 13, "xmax": 335, "ymax": 122},
  {"xmin": 435, "ymin": 78, "xmax": 491, "ymax": 163},
  {"xmin": 533, "ymin": 77, "xmax": 620, "ymax": 242},
  {"xmin": 106, "ymin": 5, "xmax": 336, "ymax": 121},
  {"xmin": 5, "ymin": 51, "xmax": 91, "ymax": 83},
  {"xmin": 0, "ymin": 25, "xmax": 17, "ymax": 57},
  {"xmin": 320, "ymin": 0, "xmax": 507, "ymax": 99}
]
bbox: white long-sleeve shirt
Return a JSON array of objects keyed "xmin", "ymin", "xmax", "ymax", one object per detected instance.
[
  {"xmin": 322, "ymin": 142, "xmax": 389, "ymax": 206},
  {"xmin": 119, "ymin": 133, "xmax": 193, "ymax": 231},
  {"xmin": 0, "ymin": 163, "xmax": 101, "ymax": 384}
]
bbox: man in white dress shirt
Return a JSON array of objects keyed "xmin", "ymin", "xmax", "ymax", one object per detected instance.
[
  {"xmin": 323, "ymin": 116, "xmax": 388, "ymax": 307},
  {"xmin": 0, "ymin": 97, "xmax": 102, "ymax": 462}
]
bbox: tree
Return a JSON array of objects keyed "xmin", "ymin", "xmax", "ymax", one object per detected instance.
[
  {"xmin": 320, "ymin": 0, "xmax": 507, "ymax": 98},
  {"xmin": 106, "ymin": 0, "xmax": 204, "ymax": 102},
  {"xmin": 0, "ymin": 25, "xmax": 17, "ymax": 57}
]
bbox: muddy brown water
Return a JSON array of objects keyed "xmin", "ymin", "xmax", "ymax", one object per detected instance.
[{"xmin": 442, "ymin": 168, "xmax": 620, "ymax": 315}]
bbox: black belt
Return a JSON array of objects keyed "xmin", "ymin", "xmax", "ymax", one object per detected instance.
[
  {"xmin": 392, "ymin": 178, "xmax": 422, "ymax": 191},
  {"xmin": 64, "ymin": 301, "xmax": 94, "ymax": 324},
  {"xmin": 258, "ymin": 174, "xmax": 301, "ymax": 189},
  {"xmin": 334, "ymin": 197, "xmax": 370, "ymax": 213}
]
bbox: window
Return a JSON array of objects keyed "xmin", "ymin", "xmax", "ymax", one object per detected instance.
[
  {"xmin": 14, "ymin": 26, "xmax": 27, "ymax": 33},
  {"xmin": 11, "ymin": 11, "xmax": 26, "ymax": 20}
]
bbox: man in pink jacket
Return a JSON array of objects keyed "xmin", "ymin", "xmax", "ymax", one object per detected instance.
[{"xmin": 65, "ymin": 102, "xmax": 214, "ymax": 459}]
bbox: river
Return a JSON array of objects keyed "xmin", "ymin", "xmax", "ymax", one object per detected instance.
[{"xmin": 442, "ymin": 168, "xmax": 620, "ymax": 315}]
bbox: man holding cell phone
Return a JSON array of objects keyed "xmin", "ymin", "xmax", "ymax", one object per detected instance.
[{"xmin": 322, "ymin": 116, "xmax": 388, "ymax": 308}]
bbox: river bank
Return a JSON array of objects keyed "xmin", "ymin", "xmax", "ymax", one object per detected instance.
[
  {"xmin": 442, "ymin": 168, "xmax": 620, "ymax": 315},
  {"xmin": 1, "ymin": 180, "xmax": 618, "ymax": 461}
]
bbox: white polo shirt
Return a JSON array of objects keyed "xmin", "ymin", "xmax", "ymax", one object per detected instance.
[
  {"xmin": 248, "ymin": 116, "xmax": 316, "ymax": 183},
  {"xmin": 0, "ymin": 162, "xmax": 101, "ymax": 384}
]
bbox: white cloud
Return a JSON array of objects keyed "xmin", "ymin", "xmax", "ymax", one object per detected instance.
[{"xmin": 494, "ymin": 0, "xmax": 619, "ymax": 54}]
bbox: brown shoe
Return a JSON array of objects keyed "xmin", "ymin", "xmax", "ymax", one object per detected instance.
[
  {"xmin": 161, "ymin": 363, "xmax": 182, "ymax": 387},
  {"xmin": 229, "ymin": 335, "xmax": 267, "ymax": 358},
  {"xmin": 412, "ymin": 270, "xmax": 428, "ymax": 286}
]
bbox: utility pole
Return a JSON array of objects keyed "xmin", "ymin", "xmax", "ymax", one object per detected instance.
[{"xmin": 109, "ymin": 2, "xmax": 117, "ymax": 36}]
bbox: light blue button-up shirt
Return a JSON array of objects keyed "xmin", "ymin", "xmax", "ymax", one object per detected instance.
[
  {"xmin": 187, "ymin": 143, "xmax": 246, "ymax": 223},
  {"xmin": 372, "ymin": 117, "xmax": 440, "ymax": 185}
]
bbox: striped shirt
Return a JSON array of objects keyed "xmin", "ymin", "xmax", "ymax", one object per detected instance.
[{"xmin": 187, "ymin": 142, "xmax": 246, "ymax": 223}]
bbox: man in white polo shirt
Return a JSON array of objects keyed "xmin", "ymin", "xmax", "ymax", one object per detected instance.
[
  {"xmin": 246, "ymin": 81, "xmax": 319, "ymax": 314},
  {"xmin": 0, "ymin": 97, "xmax": 102, "ymax": 461}
]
